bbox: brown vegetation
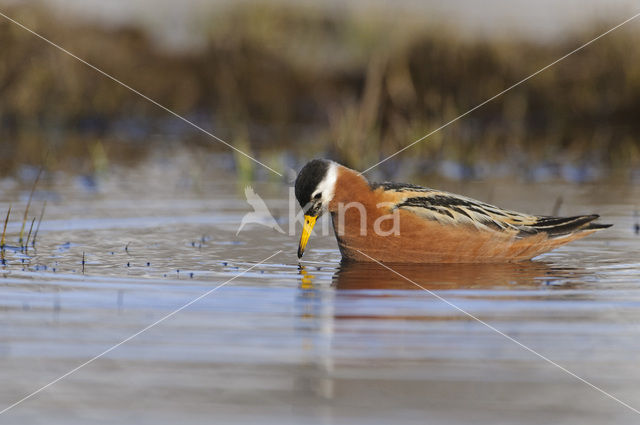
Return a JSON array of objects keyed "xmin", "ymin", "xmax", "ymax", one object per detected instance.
[{"xmin": 1, "ymin": 3, "xmax": 639, "ymax": 179}]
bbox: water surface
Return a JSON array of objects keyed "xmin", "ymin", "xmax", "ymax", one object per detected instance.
[{"xmin": 1, "ymin": 157, "xmax": 640, "ymax": 424}]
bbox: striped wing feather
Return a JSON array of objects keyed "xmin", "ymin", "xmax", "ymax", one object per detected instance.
[{"xmin": 372, "ymin": 182, "xmax": 608, "ymax": 238}]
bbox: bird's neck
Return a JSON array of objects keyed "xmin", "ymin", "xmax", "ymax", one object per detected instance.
[{"xmin": 328, "ymin": 166, "xmax": 374, "ymax": 212}]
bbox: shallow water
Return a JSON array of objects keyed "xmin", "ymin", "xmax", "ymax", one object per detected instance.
[{"xmin": 1, "ymin": 156, "xmax": 640, "ymax": 424}]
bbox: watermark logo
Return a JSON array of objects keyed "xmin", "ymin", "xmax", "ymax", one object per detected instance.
[
  {"xmin": 236, "ymin": 186, "xmax": 400, "ymax": 236},
  {"xmin": 236, "ymin": 186, "xmax": 285, "ymax": 235}
]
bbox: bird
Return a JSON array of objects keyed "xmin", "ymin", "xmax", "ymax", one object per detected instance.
[
  {"xmin": 294, "ymin": 159, "xmax": 611, "ymax": 263},
  {"xmin": 236, "ymin": 186, "xmax": 284, "ymax": 236}
]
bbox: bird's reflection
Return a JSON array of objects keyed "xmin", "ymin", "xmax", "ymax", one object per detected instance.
[
  {"xmin": 295, "ymin": 265, "xmax": 326, "ymax": 322},
  {"xmin": 331, "ymin": 260, "xmax": 580, "ymax": 290},
  {"xmin": 295, "ymin": 265, "xmax": 336, "ymax": 399},
  {"xmin": 299, "ymin": 265, "xmax": 316, "ymax": 290},
  {"xmin": 293, "ymin": 260, "xmax": 585, "ymax": 401}
]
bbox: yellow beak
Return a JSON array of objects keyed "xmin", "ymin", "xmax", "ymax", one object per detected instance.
[{"xmin": 297, "ymin": 215, "xmax": 317, "ymax": 258}]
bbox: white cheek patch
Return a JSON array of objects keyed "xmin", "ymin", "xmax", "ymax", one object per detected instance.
[{"xmin": 311, "ymin": 162, "xmax": 337, "ymax": 209}]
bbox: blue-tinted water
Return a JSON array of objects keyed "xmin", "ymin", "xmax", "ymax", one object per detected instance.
[{"xmin": 1, "ymin": 156, "xmax": 640, "ymax": 424}]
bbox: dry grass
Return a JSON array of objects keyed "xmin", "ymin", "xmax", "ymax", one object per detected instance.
[
  {"xmin": 1, "ymin": 3, "xmax": 640, "ymax": 178},
  {"xmin": 1, "ymin": 206, "xmax": 10, "ymax": 249}
]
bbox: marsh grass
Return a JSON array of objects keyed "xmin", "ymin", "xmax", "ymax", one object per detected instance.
[
  {"xmin": 18, "ymin": 167, "xmax": 42, "ymax": 246},
  {"xmin": 31, "ymin": 200, "xmax": 46, "ymax": 247},
  {"xmin": 1, "ymin": 206, "xmax": 10, "ymax": 249},
  {"xmin": 0, "ymin": 171, "xmax": 47, "ymax": 259},
  {"xmin": 24, "ymin": 216, "xmax": 35, "ymax": 253},
  {"xmin": 1, "ymin": 3, "xmax": 640, "ymax": 179},
  {"xmin": 551, "ymin": 196, "xmax": 564, "ymax": 216}
]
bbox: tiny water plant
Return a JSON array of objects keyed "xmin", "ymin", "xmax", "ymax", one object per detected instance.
[
  {"xmin": 24, "ymin": 217, "xmax": 35, "ymax": 253},
  {"xmin": 551, "ymin": 196, "xmax": 564, "ymax": 216},
  {"xmin": 19, "ymin": 168, "xmax": 43, "ymax": 247},
  {"xmin": 1, "ymin": 206, "xmax": 10, "ymax": 250},
  {"xmin": 31, "ymin": 201, "xmax": 47, "ymax": 247}
]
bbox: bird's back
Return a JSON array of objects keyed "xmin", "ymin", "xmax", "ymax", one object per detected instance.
[{"xmin": 371, "ymin": 181, "xmax": 610, "ymax": 239}]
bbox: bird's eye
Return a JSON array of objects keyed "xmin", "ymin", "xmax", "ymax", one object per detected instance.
[{"xmin": 313, "ymin": 193, "xmax": 322, "ymax": 200}]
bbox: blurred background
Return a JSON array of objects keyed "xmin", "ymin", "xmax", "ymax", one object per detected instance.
[
  {"xmin": 1, "ymin": 0, "xmax": 640, "ymax": 183},
  {"xmin": 3, "ymin": 4, "xmax": 640, "ymax": 425}
]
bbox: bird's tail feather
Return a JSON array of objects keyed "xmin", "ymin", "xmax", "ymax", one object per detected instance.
[{"xmin": 530, "ymin": 214, "xmax": 612, "ymax": 238}]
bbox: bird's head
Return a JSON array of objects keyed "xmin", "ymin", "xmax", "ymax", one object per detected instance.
[{"xmin": 294, "ymin": 159, "xmax": 338, "ymax": 258}]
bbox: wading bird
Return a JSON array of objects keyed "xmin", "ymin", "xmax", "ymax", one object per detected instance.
[{"xmin": 294, "ymin": 159, "xmax": 610, "ymax": 263}]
